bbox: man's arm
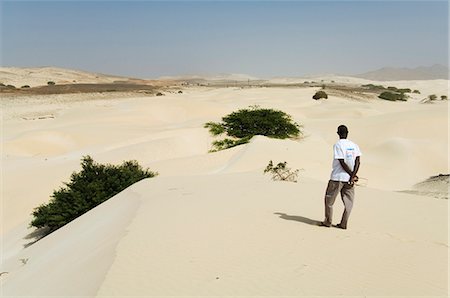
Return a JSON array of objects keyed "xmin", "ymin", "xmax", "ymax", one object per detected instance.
[{"xmin": 338, "ymin": 156, "xmax": 360, "ymax": 184}]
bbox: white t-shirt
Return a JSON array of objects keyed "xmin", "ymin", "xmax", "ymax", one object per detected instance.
[{"xmin": 330, "ymin": 139, "xmax": 361, "ymax": 182}]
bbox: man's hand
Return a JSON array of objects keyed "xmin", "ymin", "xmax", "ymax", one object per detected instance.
[{"xmin": 348, "ymin": 175, "xmax": 359, "ymax": 186}]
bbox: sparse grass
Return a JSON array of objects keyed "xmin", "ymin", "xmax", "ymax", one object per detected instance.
[{"xmin": 264, "ymin": 160, "xmax": 300, "ymax": 182}]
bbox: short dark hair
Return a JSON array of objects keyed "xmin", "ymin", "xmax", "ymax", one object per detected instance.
[{"xmin": 337, "ymin": 125, "xmax": 348, "ymax": 136}]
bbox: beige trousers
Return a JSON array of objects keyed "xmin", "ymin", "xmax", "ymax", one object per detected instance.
[{"xmin": 323, "ymin": 180, "xmax": 355, "ymax": 228}]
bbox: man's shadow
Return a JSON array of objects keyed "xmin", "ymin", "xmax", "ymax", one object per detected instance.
[{"xmin": 274, "ymin": 212, "xmax": 321, "ymax": 226}]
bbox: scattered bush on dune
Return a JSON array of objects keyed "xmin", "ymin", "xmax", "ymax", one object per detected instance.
[
  {"xmin": 378, "ymin": 91, "xmax": 407, "ymax": 101},
  {"xmin": 313, "ymin": 90, "xmax": 328, "ymax": 100},
  {"xmin": 428, "ymin": 94, "xmax": 438, "ymax": 101},
  {"xmin": 21, "ymin": 85, "xmax": 30, "ymax": 88},
  {"xmin": 31, "ymin": 156, "xmax": 157, "ymax": 237},
  {"xmin": 205, "ymin": 106, "xmax": 302, "ymax": 152},
  {"xmin": 362, "ymin": 84, "xmax": 385, "ymax": 90},
  {"xmin": 47, "ymin": 81, "xmax": 56, "ymax": 86},
  {"xmin": 413, "ymin": 90, "xmax": 421, "ymax": 94},
  {"xmin": 440, "ymin": 95, "xmax": 447, "ymax": 100}
]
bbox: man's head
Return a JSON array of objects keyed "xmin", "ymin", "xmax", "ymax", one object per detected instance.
[{"xmin": 337, "ymin": 125, "xmax": 348, "ymax": 139}]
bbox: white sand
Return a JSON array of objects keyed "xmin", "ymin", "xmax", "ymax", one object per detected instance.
[
  {"xmin": 0, "ymin": 66, "xmax": 126, "ymax": 87},
  {"xmin": 1, "ymin": 73, "xmax": 448, "ymax": 297}
]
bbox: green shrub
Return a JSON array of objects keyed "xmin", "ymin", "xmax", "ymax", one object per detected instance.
[
  {"xmin": 378, "ymin": 91, "xmax": 407, "ymax": 101},
  {"xmin": 204, "ymin": 122, "xmax": 226, "ymax": 136},
  {"xmin": 21, "ymin": 85, "xmax": 30, "ymax": 88},
  {"xmin": 221, "ymin": 107, "xmax": 301, "ymax": 139},
  {"xmin": 362, "ymin": 84, "xmax": 385, "ymax": 90},
  {"xmin": 210, "ymin": 136, "xmax": 252, "ymax": 152},
  {"xmin": 313, "ymin": 90, "xmax": 328, "ymax": 100},
  {"xmin": 47, "ymin": 81, "xmax": 56, "ymax": 85},
  {"xmin": 428, "ymin": 94, "xmax": 438, "ymax": 101},
  {"xmin": 413, "ymin": 90, "xmax": 421, "ymax": 94},
  {"xmin": 387, "ymin": 86, "xmax": 411, "ymax": 93},
  {"xmin": 205, "ymin": 106, "xmax": 301, "ymax": 151},
  {"xmin": 440, "ymin": 95, "xmax": 448, "ymax": 100},
  {"xmin": 31, "ymin": 156, "xmax": 157, "ymax": 235},
  {"xmin": 0, "ymin": 83, "xmax": 5, "ymax": 87}
]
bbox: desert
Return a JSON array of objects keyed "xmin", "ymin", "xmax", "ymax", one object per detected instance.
[{"xmin": 0, "ymin": 66, "xmax": 448, "ymax": 297}]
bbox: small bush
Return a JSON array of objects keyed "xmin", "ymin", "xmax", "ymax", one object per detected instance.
[
  {"xmin": 378, "ymin": 91, "xmax": 407, "ymax": 101},
  {"xmin": 413, "ymin": 90, "xmax": 421, "ymax": 94},
  {"xmin": 428, "ymin": 94, "xmax": 438, "ymax": 101},
  {"xmin": 178, "ymin": 90, "xmax": 183, "ymax": 94},
  {"xmin": 6, "ymin": 84, "xmax": 16, "ymax": 89},
  {"xmin": 0, "ymin": 83, "xmax": 5, "ymax": 87},
  {"xmin": 264, "ymin": 160, "xmax": 299, "ymax": 182},
  {"xmin": 31, "ymin": 156, "xmax": 157, "ymax": 236},
  {"xmin": 362, "ymin": 84, "xmax": 385, "ymax": 90},
  {"xmin": 21, "ymin": 85, "xmax": 30, "ymax": 88},
  {"xmin": 47, "ymin": 81, "xmax": 55, "ymax": 85},
  {"xmin": 156, "ymin": 92, "xmax": 164, "ymax": 96},
  {"xmin": 440, "ymin": 95, "xmax": 447, "ymax": 100},
  {"xmin": 313, "ymin": 90, "xmax": 328, "ymax": 100},
  {"xmin": 205, "ymin": 106, "xmax": 301, "ymax": 151}
]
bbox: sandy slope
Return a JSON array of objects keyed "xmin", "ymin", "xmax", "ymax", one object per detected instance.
[
  {"xmin": 1, "ymin": 76, "xmax": 448, "ymax": 296},
  {"xmin": 0, "ymin": 66, "xmax": 127, "ymax": 87}
]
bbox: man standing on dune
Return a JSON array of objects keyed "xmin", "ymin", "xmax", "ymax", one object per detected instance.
[{"xmin": 320, "ymin": 125, "xmax": 361, "ymax": 229}]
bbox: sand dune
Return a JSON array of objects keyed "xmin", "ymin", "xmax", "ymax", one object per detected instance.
[
  {"xmin": 1, "ymin": 75, "xmax": 448, "ymax": 296},
  {"xmin": 0, "ymin": 66, "xmax": 129, "ymax": 87}
]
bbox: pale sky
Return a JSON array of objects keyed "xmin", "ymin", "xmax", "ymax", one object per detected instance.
[{"xmin": 1, "ymin": 0, "xmax": 448, "ymax": 78}]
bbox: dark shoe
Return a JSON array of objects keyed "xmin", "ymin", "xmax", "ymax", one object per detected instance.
[
  {"xmin": 319, "ymin": 222, "xmax": 331, "ymax": 227},
  {"xmin": 334, "ymin": 224, "xmax": 347, "ymax": 230}
]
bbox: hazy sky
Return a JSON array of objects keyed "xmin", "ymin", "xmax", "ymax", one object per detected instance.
[{"xmin": 1, "ymin": 0, "xmax": 448, "ymax": 78}]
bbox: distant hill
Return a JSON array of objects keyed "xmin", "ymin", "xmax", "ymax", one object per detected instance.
[
  {"xmin": 0, "ymin": 66, "xmax": 133, "ymax": 87},
  {"xmin": 354, "ymin": 64, "xmax": 449, "ymax": 81}
]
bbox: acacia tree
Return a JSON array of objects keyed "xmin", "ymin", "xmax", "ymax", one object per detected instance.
[{"xmin": 205, "ymin": 106, "xmax": 302, "ymax": 151}]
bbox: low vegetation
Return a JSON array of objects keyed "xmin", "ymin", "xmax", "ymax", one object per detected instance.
[
  {"xmin": 428, "ymin": 94, "xmax": 438, "ymax": 101},
  {"xmin": 205, "ymin": 106, "xmax": 301, "ymax": 152},
  {"xmin": 47, "ymin": 81, "xmax": 56, "ymax": 85},
  {"xmin": 31, "ymin": 156, "xmax": 157, "ymax": 236},
  {"xmin": 362, "ymin": 84, "xmax": 385, "ymax": 90},
  {"xmin": 387, "ymin": 86, "xmax": 411, "ymax": 93},
  {"xmin": 378, "ymin": 91, "xmax": 407, "ymax": 101},
  {"xmin": 264, "ymin": 160, "xmax": 299, "ymax": 182},
  {"xmin": 313, "ymin": 90, "xmax": 328, "ymax": 100}
]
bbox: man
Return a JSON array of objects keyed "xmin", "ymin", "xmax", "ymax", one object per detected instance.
[{"xmin": 320, "ymin": 125, "xmax": 361, "ymax": 229}]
